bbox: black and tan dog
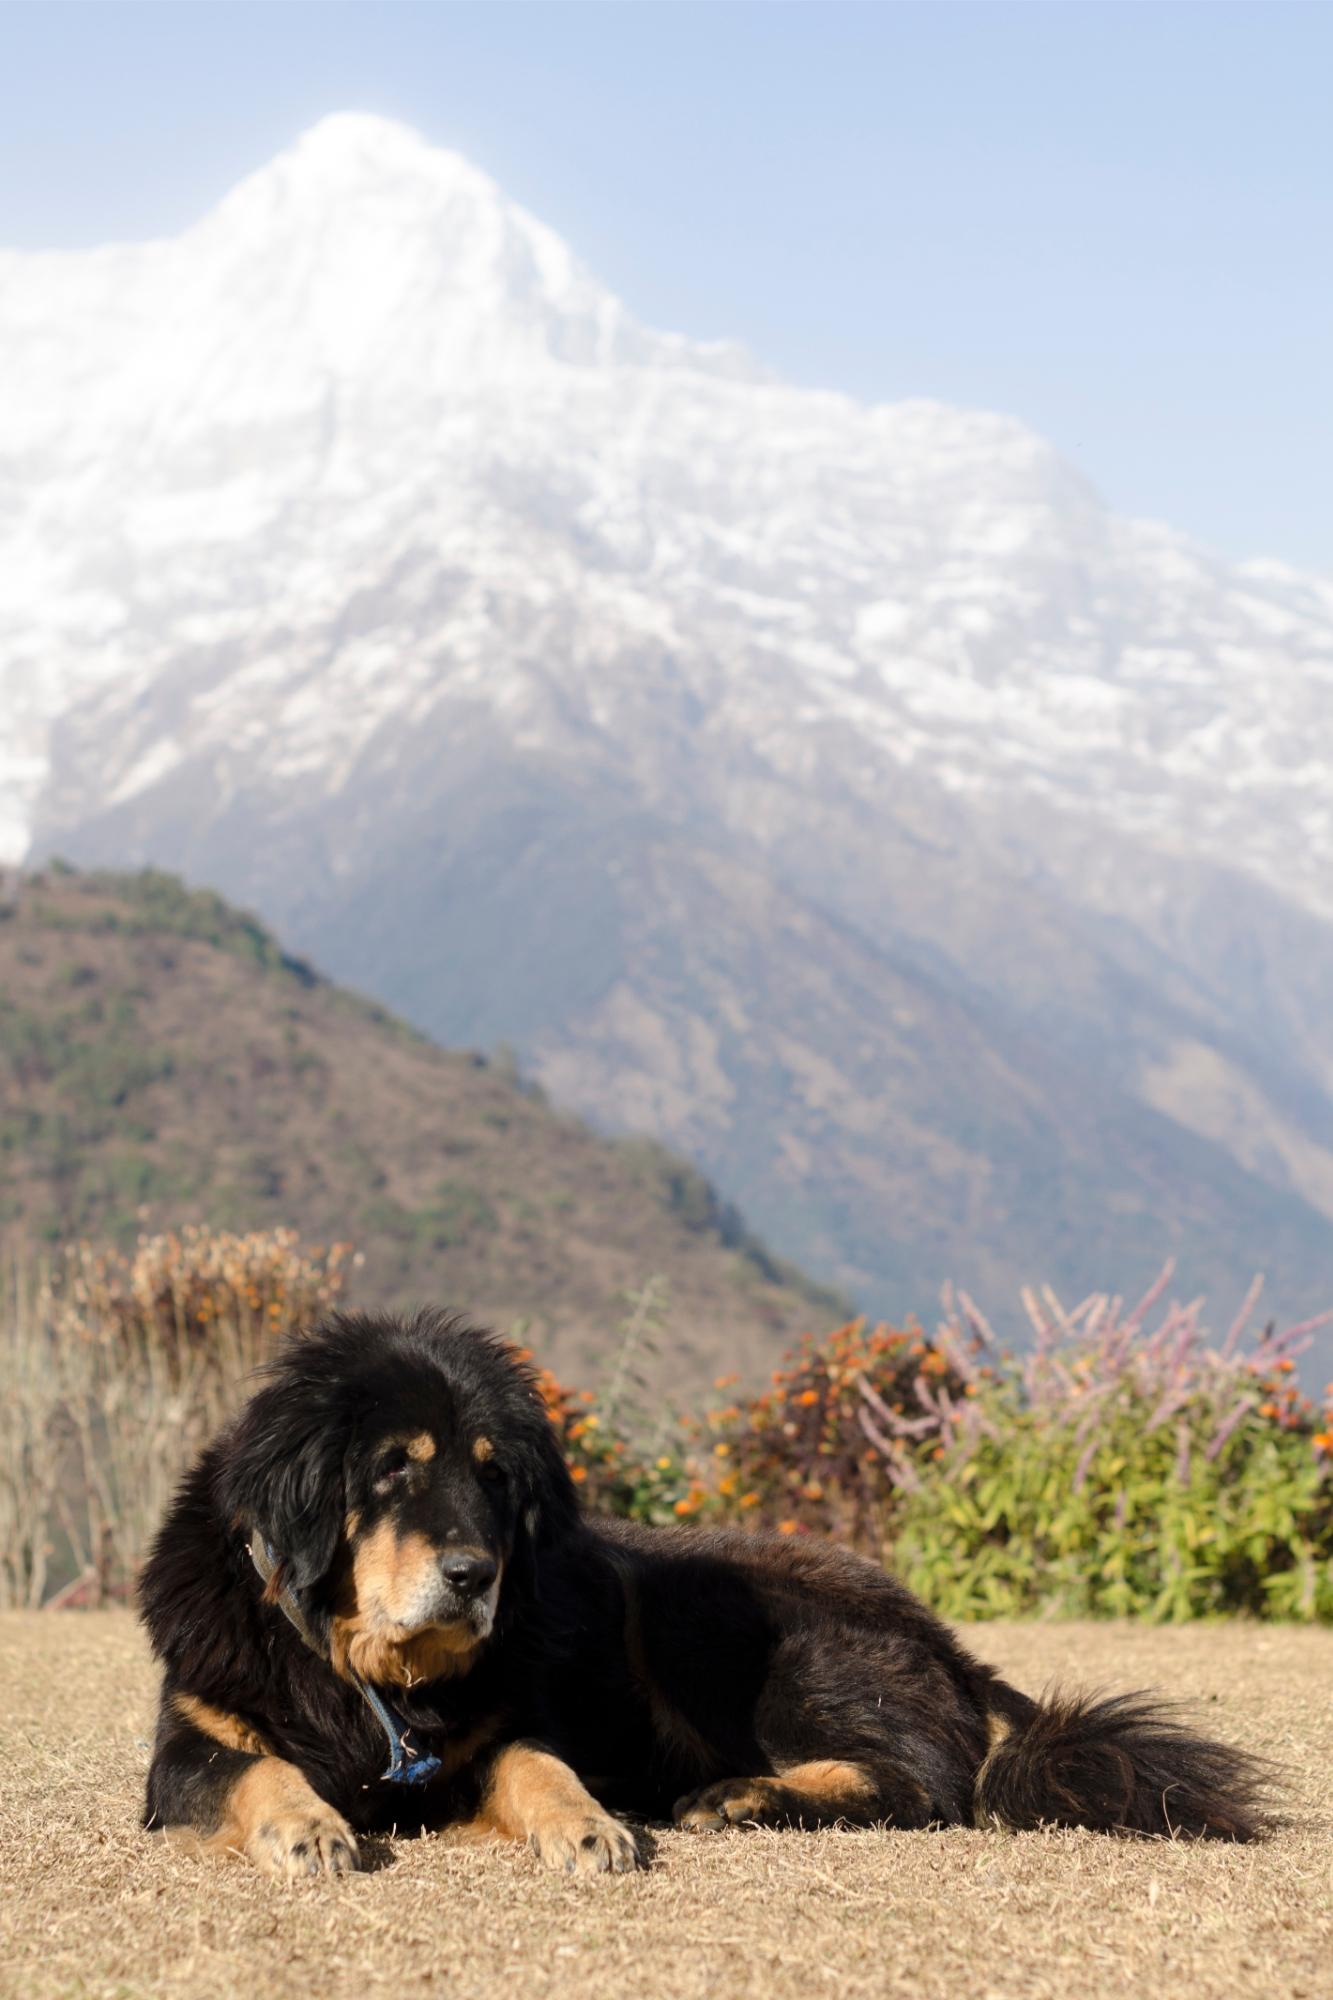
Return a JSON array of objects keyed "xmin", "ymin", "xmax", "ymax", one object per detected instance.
[{"xmin": 139, "ymin": 1310, "xmax": 1268, "ymax": 1878}]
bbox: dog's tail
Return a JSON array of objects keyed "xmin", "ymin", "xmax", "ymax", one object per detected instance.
[{"xmin": 973, "ymin": 1689, "xmax": 1272, "ymax": 1840}]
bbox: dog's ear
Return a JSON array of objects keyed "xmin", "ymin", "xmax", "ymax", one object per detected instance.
[
  {"xmin": 508, "ymin": 1373, "xmax": 581, "ymax": 1577},
  {"xmin": 218, "ymin": 1369, "xmax": 348, "ymax": 1597}
]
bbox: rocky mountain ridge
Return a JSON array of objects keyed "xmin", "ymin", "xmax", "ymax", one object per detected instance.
[{"xmin": 3, "ymin": 113, "xmax": 1330, "ymax": 1321}]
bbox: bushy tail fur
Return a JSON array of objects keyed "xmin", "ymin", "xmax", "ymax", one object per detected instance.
[{"xmin": 974, "ymin": 1691, "xmax": 1273, "ymax": 1841}]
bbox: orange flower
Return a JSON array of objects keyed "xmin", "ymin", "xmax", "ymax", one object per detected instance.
[
  {"xmin": 569, "ymin": 1464, "xmax": 588, "ymax": 1483},
  {"xmin": 777, "ymin": 1519, "xmax": 799, "ymax": 1535},
  {"xmin": 796, "ymin": 1389, "xmax": 820, "ymax": 1406}
]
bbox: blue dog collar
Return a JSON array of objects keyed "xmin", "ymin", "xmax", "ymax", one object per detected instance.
[
  {"xmin": 352, "ymin": 1674, "xmax": 444, "ymax": 1787},
  {"xmin": 248, "ymin": 1533, "xmax": 443, "ymax": 1787}
]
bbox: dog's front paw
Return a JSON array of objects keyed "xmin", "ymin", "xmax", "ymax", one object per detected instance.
[
  {"xmin": 528, "ymin": 1808, "xmax": 640, "ymax": 1876},
  {"xmin": 245, "ymin": 1803, "xmax": 360, "ymax": 1881}
]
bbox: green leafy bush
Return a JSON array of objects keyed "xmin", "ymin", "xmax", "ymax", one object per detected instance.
[
  {"xmin": 533, "ymin": 1266, "xmax": 1333, "ymax": 1624},
  {"xmin": 887, "ymin": 1275, "xmax": 1333, "ymax": 1621}
]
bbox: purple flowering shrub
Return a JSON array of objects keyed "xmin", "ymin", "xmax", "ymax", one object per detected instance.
[{"xmin": 878, "ymin": 1267, "xmax": 1333, "ymax": 1620}]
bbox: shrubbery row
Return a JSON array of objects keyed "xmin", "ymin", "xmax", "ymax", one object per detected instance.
[
  {"xmin": 540, "ymin": 1271, "xmax": 1333, "ymax": 1621},
  {"xmin": 2, "ymin": 1229, "xmax": 1329, "ymax": 1619}
]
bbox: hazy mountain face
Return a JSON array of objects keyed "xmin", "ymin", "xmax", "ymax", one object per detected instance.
[{"xmin": 3, "ymin": 113, "xmax": 1331, "ymax": 1322}]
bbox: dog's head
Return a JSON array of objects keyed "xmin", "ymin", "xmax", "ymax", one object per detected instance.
[{"xmin": 218, "ymin": 1310, "xmax": 577, "ymax": 1688}]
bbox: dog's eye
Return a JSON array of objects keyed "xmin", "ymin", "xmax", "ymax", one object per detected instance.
[{"xmin": 375, "ymin": 1447, "xmax": 411, "ymax": 1488}]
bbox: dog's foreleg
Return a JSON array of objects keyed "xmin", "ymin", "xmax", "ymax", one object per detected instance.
[
  {"xmin": 478, "ymin": 1740, "xmax": 640, "ymax": 1874},
  {"xmin": 145, "ymin": 1689, "xmax": 359, "ymax": 1879}
]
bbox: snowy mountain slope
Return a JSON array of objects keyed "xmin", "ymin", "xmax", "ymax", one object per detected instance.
[{"xmin": 3, "ymin": 113, "xmax": 1331, "ymax": 1322}]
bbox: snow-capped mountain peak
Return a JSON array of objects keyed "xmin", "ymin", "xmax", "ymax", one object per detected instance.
[
  {"xmin": 2, "ymin": 116, "xmax": 1333, "ymax": 1329},
  {"xmin": 255, "ymin": 108, "xmax": 487, "ymax": 188},
  {"xmin": 186, "ymin": 110, "xmax": 645, "ymax": 380},
  {"xmin": 2, "ymin": 114, "xmax": 1330, "ymax": 899}
]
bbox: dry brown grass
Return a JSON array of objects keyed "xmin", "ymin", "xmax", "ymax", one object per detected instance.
[{"xmin": 1, "ymin": 1613, "xmax": 1329, "ymax": 2000}]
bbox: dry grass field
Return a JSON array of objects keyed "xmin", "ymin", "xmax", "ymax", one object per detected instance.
[{"xmin": 2, "ymin": 1611, "xmax": 1330, "ymax": 2000}]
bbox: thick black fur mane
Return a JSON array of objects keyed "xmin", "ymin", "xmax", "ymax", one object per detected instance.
[{"xmin": 139, "ymin": 1311, "xmax": 580, "ymax": 1824}]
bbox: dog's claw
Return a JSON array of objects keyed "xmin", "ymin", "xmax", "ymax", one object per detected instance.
[
  {"xmin": 245, "ymin": 1805, "xmax": 361, "ymax": 1881},
  {"xmin": 529, "ymin": 1811, "xmax": 641, "ymax": 1877},
  {"xmin": 673, "ymin": 1780, "xmax": 777, "ymax": 1832}
]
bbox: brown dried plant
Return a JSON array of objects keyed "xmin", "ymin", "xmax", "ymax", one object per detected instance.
[{"xmin": 0, "ymin": 1228, "xmax": 353, "ymax": 1607}]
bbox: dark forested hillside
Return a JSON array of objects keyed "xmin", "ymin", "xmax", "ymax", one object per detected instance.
[{"xmin": 0, "ymin": 867, "xmax": 843, "ymax": 1386}]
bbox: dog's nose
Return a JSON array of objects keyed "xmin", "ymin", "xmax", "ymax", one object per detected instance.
[{"xmin": 439, "ymin": 1551, "xmax": 497, "ymax": 1598}]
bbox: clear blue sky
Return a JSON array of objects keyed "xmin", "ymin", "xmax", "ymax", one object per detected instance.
[{"xmin": 4, "ymin": 0, "xmax": 1329, "ymax": 570}]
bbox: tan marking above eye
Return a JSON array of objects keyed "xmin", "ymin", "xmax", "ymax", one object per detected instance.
[
  {"xmin": 472, "ymin": 1435, "xmax": 495, "ymax": 1463},
  {"xmin": 406, "ymin": 1432, "xmax": 436, "ymax": 1462}
]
